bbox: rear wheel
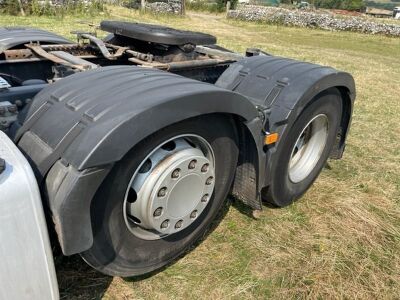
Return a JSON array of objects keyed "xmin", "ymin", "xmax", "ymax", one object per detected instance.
[
  {"xmin": 81, "ymin": 115, "xmax": 238, "ymax": 277},
  {"xmin": 264, "ymin": 88, "xmax": 342, "ymax": 207}
]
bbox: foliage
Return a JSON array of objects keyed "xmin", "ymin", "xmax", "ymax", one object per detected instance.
[
  {"xmin": 314, "ymin": 0, "xmax": 364, "ymax": 10},
  {"xmin": 365, "ymin": 0, "xmax": 399, "ymax": 10},
  {"xmin": 186, "ymin": 0, "xmax": 238, "ymax": 12},
  {"xmin": 216, "ymin": 0, "xmax": 238, "ymax": 10},
  {"xmin": 0, "ymin": 0, "xmax": 107, "ymax": 16},
  {"xmin": 122, "ymin": 0, "xmax": 141, "ymax": 9},
  {"xmin": 252, "ymin": 0, "xmax": 280, "ymax": 6},
  {"xmin": 186, "ymin": 0, "xmax": 220, "ymax": 12}
]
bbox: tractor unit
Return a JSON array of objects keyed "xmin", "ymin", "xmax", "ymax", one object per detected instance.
[{"xmin": 0, "ymin": 21, "xmax": 355, "ymax": 299}]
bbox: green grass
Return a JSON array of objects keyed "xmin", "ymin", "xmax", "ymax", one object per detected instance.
[{"xmin": 1, "ymin": 6, "xmax": 400, "ymax": 299}]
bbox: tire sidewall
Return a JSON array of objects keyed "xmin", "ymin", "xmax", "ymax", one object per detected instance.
[
  {"xmin": 82, "ymin": 115, "xmax": 238, "ymax": 276},
  {"xmin": 267, "ymin": 89, "xmax": 342, "ymax": 207}
]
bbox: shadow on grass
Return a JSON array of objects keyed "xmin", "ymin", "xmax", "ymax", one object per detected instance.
[
  {"xmin": 54, "ymin": 197, "xmax": 270, "ymax": 293},
  {"xmin": 123, "ymin": 197, "xmax": 238, "ymax": 283},
  {"xmin": 123, "ymin": 197, "xmax": 271, "ymax": 283},
  {"xmin": 232, "ymin": 193, "xmax": 282, "ymax": 217},
  {"xmin": 231, "ymin": 198, "xmax": 264, "ymax": 219},
  {"xmin": 55, "ymin": 254, "xmax": 112, "ymax": 300}
]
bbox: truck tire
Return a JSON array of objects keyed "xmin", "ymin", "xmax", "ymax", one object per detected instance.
[
  {"xmin": 264, "ymin": 88, "xmax": 342, "ymax": 207},
  {"xmin": 81, "ymin": 115, "xmax": 238, "ymax": 277}
]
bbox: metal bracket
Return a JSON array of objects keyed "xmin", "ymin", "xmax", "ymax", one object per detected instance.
[
  {"xmin": 80, "ymin": 34, "xmax": 127, "ymax": 60},
  {"xmin": 195, "ymin": 45, "xmax": 243, "ymax": 61},
  {"xmin": 25, "ymin": 44, "xmax": 87, "ymax": 71}
]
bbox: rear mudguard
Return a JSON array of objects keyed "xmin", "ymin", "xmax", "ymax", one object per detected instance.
[
  {"xmin": 0, "ymin": 27, "xmax": 72, "ymax": 53},
  {"xmin": 216, "ymin": 55, "xmax": 356, "ymax": 187},
  {"xmin": 13, "ymin": 66, "xmax": 261, "ymax": 255}
]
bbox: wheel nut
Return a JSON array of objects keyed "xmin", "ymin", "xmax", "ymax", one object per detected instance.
[
  {"xmin": 206, "ymin": 176, "xmax": 214, "ymax": 185},
  {"xmin": 175, "ymin": 220, "xmax": 183, "ymax": 229},
  {"xmin": 201, "ymin": 194, "xmax": 209, "ymax": 202},
  {"xmin": 201, "ymin": 163, "xmax": 209, "ymax": 173},
  {"xmin": 190, "ymin": 210, "xmax": 198, "ymax": 219},
  {"xmin": 188, "ymin": 159, "xmax": 197, "ymax": 169},
  {"xmin": 171, "ymin": 168, "xmax": 180, "ymax": 179},
  {"xmin": 158, "ymin": 187, "xmax": 167, "ymax": 197},
  {"xmin": 153, "ymin": 207, "xmax": 163, "ymax": 217},
  {"xmin": 161, "ymin": 220, "xmax": 170, "ymax": 229}
]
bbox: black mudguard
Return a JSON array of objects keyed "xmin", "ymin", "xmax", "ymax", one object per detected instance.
[
  {"xmin": 13, "ymin": 66, "xmax": 260, "ymax": 255},
  {"xmin": 216, "ymin": 55, "xmax": 356, "ymax": 187},
  {"xmin": 0, "ymin": 27, "xmax": 72, "ymax": 54}
]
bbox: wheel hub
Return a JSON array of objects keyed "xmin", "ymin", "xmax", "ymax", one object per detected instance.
[
  {"xmin": 167, "ymin": 172, "xmax": 205, "ymax": 218},
  {"xmin": 123, "ymin": 136, "xmax": 215, "ymax": 240},
  {"xmin": 288, "ymin": 114, "xmax": 329, "ymax": 183}
]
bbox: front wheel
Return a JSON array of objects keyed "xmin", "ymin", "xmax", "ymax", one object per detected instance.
[
  {"xmin": 264, "ymin": 88, "xmax": 343, "ymax": 207},
  {"xmin": 81, "ymin": 115, "xmax": 238, "ymax": 277}
]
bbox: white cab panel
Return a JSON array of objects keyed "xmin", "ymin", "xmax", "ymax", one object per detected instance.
[{"xmin": 0, "ymin": 131, "xmax": 59, "ymax": 300}]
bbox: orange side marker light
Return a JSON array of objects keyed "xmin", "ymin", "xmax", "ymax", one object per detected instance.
[{"xmin": 264, "ymin": 132, "xmax": 279, "ymax": 145}]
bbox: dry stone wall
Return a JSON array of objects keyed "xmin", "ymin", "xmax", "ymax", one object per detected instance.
[{"xmin": 228, "ymin": 6, "xmax": 400, "ymax": 37}]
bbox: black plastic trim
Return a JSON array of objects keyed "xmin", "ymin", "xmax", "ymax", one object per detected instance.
[{"xmin": 45, "ymin": 160, "xmax": 112, "ymax": 255}]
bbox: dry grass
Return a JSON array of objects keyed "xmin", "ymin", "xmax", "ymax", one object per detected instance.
[{"xmin": 1, "ymin": 7, "xmax": 399, "ymax": 299}]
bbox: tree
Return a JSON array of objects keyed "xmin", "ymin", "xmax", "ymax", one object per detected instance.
[{"xmin": 315, "ymin": 0, "xmax": 364, "ymax": 10}]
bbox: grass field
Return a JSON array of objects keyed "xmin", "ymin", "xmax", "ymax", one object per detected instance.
[{"xmin": 1, "ymin": 6, "xmax": 399, "ymax": 299}]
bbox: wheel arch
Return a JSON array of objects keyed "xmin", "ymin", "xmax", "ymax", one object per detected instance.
[
  {"xmin": 280, "ymin": 76, "xmax": 355, "ymax": 161},
  {"xmin": 13, "ymin": 66, "xmax": 261, "ymax": 255},
  {"xmin": 71, "ymin": 97, "xmax": 258, "ymax": 171},
  {"xmin": 0, "ymin": 27, "xmax": 72, "ymax": 54},
  {"xmin": 216, "ymin": 56, "xmax": 356, "ymax": 187},
  {"xmin": 43, "ymin": 113, "xmax": 260, "ymax": 256}
]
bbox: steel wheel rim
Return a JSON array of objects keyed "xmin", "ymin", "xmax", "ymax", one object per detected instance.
[
  {"xmin": 288, "ymin": 114, "xmax": 329, "ymax": 183},
  {"xmin": 123, "ymin": 134, "xmax": 215, "ymax": 240}
]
